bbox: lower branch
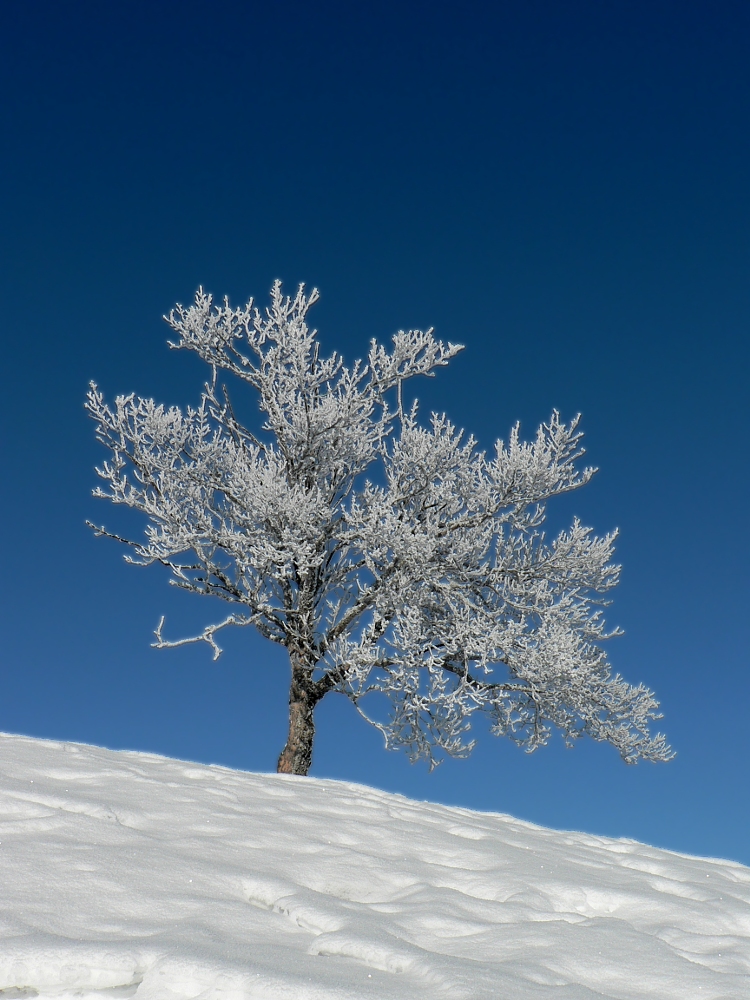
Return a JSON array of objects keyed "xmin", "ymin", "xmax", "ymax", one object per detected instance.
[{"xmin": 152, "ymin": 613, "xmax": 254, "ymax": 660}]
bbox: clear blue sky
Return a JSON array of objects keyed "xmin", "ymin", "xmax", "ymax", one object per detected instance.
[{"xmin": 2, "ymin": 1, "xmax": 748, "ymax": 864}]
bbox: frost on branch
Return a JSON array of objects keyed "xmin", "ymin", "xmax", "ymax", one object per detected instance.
[{"xmin": 87, "ymin": 281, "xmax": 672, "ymax": 774}]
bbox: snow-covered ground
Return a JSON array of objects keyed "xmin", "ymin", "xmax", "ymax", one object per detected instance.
[{"xmin": 0, "ymin": 734, "xmax": 747, "ymax": 999}]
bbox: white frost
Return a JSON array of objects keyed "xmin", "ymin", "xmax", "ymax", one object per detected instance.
[
  {"xmin": 86, "ymin": 282, "xmax": 671, "ymax": 768},
  {"xmin": 0, "ymin": 733, "xmax": 746, "ymax": 999}
]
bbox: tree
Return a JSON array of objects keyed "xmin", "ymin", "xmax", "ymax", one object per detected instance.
[{"xmin": 86, "ymin": 281, "xmax": 672, "ymax": 775}]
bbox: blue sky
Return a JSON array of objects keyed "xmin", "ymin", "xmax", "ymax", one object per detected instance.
[{"xmin": 1, "ymin": 0, "xmax": 748, "ymax": 864}]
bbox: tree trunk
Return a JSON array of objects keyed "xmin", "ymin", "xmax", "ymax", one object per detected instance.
[{"xmin": 277, "ymin": 656, "xmax": 317, "ymax": 776}]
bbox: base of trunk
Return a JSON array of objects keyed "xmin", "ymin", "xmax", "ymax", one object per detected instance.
[{"xmin": 277, "ymin": 696, "xmax": 315, "ymax": 775}]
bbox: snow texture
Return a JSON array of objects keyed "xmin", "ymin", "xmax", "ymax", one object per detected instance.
[{"xmin": 0, "ymin": 733, "xmax": 746, "ymax": 999}]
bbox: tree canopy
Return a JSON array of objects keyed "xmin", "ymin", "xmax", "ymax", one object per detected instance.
[{"xmin": 87, "ymin": 282, "xmax": 672, "ymax": 774}]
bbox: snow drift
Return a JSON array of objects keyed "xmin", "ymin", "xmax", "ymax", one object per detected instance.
[{"xmin": 0, "ymin": 733, "xmax": 747, "ymax": 999}]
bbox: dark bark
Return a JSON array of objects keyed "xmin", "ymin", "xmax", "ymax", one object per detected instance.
[{"xmin": 277, "ymin": 654, "xmax": 318, "ymax": 775}]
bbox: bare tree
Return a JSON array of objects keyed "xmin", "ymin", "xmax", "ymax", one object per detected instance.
[{"xmin": 86, "ymin": 282, "xmax": 672, "ymax": 775}]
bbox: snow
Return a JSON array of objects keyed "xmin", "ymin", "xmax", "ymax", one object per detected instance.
[{"xmin": 0, "ymin": 734, "xmax": 747, "ymax": 999}]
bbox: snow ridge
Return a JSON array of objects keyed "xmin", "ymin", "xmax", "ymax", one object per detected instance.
[{"xmin": 0, "ymin": 733, "xmax": 747, "ymax": 999}]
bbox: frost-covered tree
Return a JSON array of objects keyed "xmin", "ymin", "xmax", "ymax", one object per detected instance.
[{"xmin": 87, "ymin": 282, "xmax": 672, "ymax": 775}]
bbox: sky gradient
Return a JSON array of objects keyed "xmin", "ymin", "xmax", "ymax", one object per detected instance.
[{"xmin": 1, "ymin": 1, "xmax": 749, "ymax": 864}]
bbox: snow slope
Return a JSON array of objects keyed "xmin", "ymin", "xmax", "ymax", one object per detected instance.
[{"xmin": 0, "ymin": 734, "xmax": 747, "ymax": 999}]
